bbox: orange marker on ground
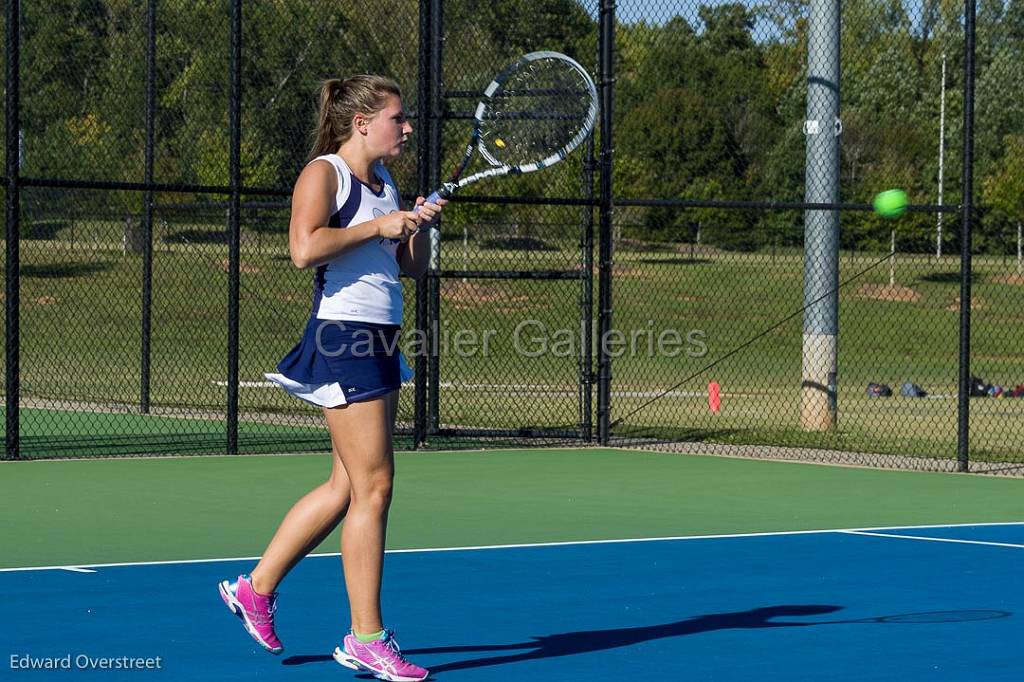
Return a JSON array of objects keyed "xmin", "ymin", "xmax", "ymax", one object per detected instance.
[{"xmin": 708, "ymin": 381, "xmax": 721, "ymax": 413}]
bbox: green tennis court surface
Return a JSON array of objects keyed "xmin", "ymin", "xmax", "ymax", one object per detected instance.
[
  {"xmin": 5, "ymin": 526, "xmax": 1021, "ymax": 681},
  {"xmin": 3, "ymin": 448, "xmax": 1021, "ymax": 569},
  {"xmin": 3, "ymin": 449, "xmax": 1023, "ymax": 680}
]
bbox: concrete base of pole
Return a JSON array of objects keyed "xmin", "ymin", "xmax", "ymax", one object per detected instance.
[{"xmin": 801, "ymin": 333, "xmax": 837, "ymax": 431}]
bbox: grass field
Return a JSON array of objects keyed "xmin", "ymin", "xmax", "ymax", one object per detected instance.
[{"xmin": 3, "ymin": 213, "xmax": 1023, "ymax": 461}]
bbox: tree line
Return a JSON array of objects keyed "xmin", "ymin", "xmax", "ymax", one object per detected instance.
[{"xmin": 4, "ymin": 0, "xmax": 1022, "ymax": 253}]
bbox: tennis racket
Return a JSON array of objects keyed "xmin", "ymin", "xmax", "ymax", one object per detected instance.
[
  {"xmin": 826, "ymin": 610, "xmax": 1011, "ymax": 625},
  {"xmin": 417, "ymin": 50, "xmax": 598, "ymax": 217}
]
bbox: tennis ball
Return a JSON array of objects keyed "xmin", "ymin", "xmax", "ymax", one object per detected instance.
[
  {"xmin": 494, "ymin": 138, "xmax": 506, "ymax": 148},
  {"xmin": 873, "ymin": 189, "xmax": 908, "ymax": 218}
]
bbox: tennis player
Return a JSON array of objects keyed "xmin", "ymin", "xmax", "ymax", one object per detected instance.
[{"xmin": 218, "ymin": 75, "xmax": 443, "ymax": 682}]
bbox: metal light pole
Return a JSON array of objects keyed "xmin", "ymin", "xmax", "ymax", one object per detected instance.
[{"xmin": 800, "ymin": 0, "xmax": 841, "ymax": 431}]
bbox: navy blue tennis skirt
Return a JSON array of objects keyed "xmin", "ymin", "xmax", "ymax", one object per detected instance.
[{"xmin": 266, "ymin": 318, "xmax": 407, "ymax": 407}]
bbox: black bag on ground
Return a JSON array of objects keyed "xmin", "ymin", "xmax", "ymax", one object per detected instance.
[
  {"xmin": 969, "ymin": 376, "xmax": 990, "ymax": 397},
  {"xmin": 866, "ymin": 383, "xmax": 892, "ymax": 398}
]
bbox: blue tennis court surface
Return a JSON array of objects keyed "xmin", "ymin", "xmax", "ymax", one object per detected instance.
[{"xmin": 5, "ymin": 523, "xmax": 1022, "ymax": 681}]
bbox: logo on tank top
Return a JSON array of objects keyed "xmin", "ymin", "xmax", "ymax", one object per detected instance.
[{"xmin": 373, "ymin": 208, "xmax": 402, "ymax": 246}]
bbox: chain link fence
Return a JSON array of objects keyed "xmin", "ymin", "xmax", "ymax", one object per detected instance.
[
  {"xmin": 6, "ymin": 0, "xmax": 426, "ymax": 456},
  {"xmin": 3, "ymin": 0, "xmax": 1022, "ymax": 473},
  {"xmin": 606, "ymin": 0, "xmax": 1022, "ymax": 475}
]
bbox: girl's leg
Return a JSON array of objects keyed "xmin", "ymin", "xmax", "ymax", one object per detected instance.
[
  {"xmin": 249, "ymin": 442, "xmax": 352, "ymax": 594},
  {"xmin": 323, "ymin": 391, "xmax": 399, "ymax": 635}
]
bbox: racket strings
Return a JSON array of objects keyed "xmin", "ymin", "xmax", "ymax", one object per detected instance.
[{"xmin": 480, "ymin": 59, "xmax": 595, "ymax": 167}]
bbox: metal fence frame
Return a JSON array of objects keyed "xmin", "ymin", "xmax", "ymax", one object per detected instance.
[{"xmin": 3, "ymin": 0, "xmax": 983, "ymax": 467}]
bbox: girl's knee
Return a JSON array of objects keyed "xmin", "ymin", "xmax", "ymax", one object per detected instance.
[
  {"xmin": 355, "ymin": 475, "xmax": 393, "ymax": 510},
  {"xmin": 325, "ymin": 470, "xmax": 349, "ymax": 493}
]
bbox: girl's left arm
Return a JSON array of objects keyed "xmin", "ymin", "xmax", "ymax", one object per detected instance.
[{"xmin": 398, "ymin": 197, "xmax": 446, "ymax": 279}]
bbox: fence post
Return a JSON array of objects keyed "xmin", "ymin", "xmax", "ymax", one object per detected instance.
[
  {"xmin": 226, "ymin": 0, "xmax": 242, "ymax": 454},
  {"xmin": 936, "ymin": 52, "xmax": 946, "ymax": 260},
  {"xmin": 1017, "ymin": 222, "xmax": 1021, "ymax": 275},
  {"xmin": 140, "ymin": 0, "xmax": 156, "ymax": 415},
  {"xmin": 596, "ymin": 0, "xmax": 615, "ymax": 444},
  {"xmin": 956, "ymin": 0, "xmax": 976, "ymax": 473},
  {"xmin": 414, "ymin": 0, "xmax": 431, "ymax": 448},
  {"xmin": 426, "ymin": 0, "xmax": 443, "ymax": 435},
  {"xmin": 580, "ymin": 134, "xmax": 595, "ymax": 442},
  {"xmin": 4, "ymin": 0, "xmax": 21, "ymax": 459}
]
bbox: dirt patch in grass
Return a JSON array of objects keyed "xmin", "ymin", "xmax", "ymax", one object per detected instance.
[
  {"xmin": 947, "ymin": 295, "xmax": 985, "ymax": 311},
  {"xmin": 974, "ymin": 353, "xmax": 1022, "ymax": 363},
  {"xmin": 991, "ymin": 273, "xmax": 1024, "ymax": 286},
  {"xmin": 442, "ymin": 281, "xmax": 533, "ymax": 312},
  {"xmin": 853, "ymin": 283, "xmax": 922, "ymax": 303},
  {"xmin": 674, "ymin": 243, "xmax": 724, "ymax": 257},
  {"xmin": 593, "ymin": 264, "xmax": 642, "ymax": 278},
  {"xmin": 216, "ymin": 259, "xmax": 262, "ymax": 275}
]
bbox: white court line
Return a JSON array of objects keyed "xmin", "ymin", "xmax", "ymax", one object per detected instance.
[
  {"xmin": 208, "ymin": 380, "xmax": 761, "ymax": 398},
  {"xmin": 841, "ymin": 530, "xmax": 1024, "ymax": 549},
  {"xmin": 59, "ymin": 567, "xmax": 97, "ymax": 573},
  {"xmin": 1, "ymin": 521, "xmax": 1021, "ymax": 574}
]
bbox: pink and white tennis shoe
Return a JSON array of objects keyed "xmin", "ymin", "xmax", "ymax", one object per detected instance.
[
  {"xmin": 218, "ymin": 574, "xmax": 284, "ymax": 654},
  {"xmin": 333, "ymin": 630, "xmax": 429, "ymax": 681}
]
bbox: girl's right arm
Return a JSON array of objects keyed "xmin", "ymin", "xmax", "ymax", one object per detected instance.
[{"xmin": 288, "ymin": 161, "xmax": 419, "ymax": 269}]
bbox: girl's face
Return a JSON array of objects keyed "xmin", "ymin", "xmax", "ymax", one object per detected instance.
[{"xmin": 361, "ymin": 94, "xmax": 412, "ymax": 160}]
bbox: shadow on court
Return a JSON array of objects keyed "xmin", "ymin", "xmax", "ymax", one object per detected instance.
[
  {"xmin": 281, "ymin": 605, "xmax": 843, "ymax": 670},
  {"xmin": 413, "ymin": 605, "xmax": 845, "ymax": 673},
  {"xmin": 281, "ymin": 605, "xmax": 1013, "ymax": 674}
]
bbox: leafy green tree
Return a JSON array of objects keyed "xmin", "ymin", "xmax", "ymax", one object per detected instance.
[
  {"xmin": 21, "ymin": 0, "xmax": 144, "ymax": 183},
  {"xmin": 11, "ymin": 0, "xmax": 1024, "ymax": 257},
  {"xmin": 982, "ymin": 134, "xmax": 1024, "ymax": 229},
  {"xmin": 615, "ymin": 7, "xmax": 780, "ymax": 245}
]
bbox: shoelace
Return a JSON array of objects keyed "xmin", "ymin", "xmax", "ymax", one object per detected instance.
[
  {"xmin": 381, "ymin": 632, "xmax": 414, "ymax": 663},
  {"xmin": 251, "ymin": 594, "xmax": 277, "ymax": 626}
]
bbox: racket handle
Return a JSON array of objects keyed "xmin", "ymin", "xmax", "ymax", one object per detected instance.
[
  {"xmin": 413, "ymin": 189, "xmax": 447, "ymax": 233},
  {"xmin": 414, "ymin": 189, "xmax": 445, "ymax": 213}
]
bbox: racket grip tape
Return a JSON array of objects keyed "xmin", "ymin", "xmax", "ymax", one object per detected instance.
[
  {"xmin": 414, "ymin": 189, "xmax": 447, "ymax": 212},
  {"xmin": 413, "ymin": 189, "xmax": 446, "ymax": 232}
]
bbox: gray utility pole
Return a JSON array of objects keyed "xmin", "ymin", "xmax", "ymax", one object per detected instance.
[{"xmin": 801, "ymin": 0, "xmax": 841, "ymax": 431}]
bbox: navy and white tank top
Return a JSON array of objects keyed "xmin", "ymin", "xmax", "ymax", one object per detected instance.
[{"xmin": 308, "ymin": 153, "xmax": 403, "ymax": 325}]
